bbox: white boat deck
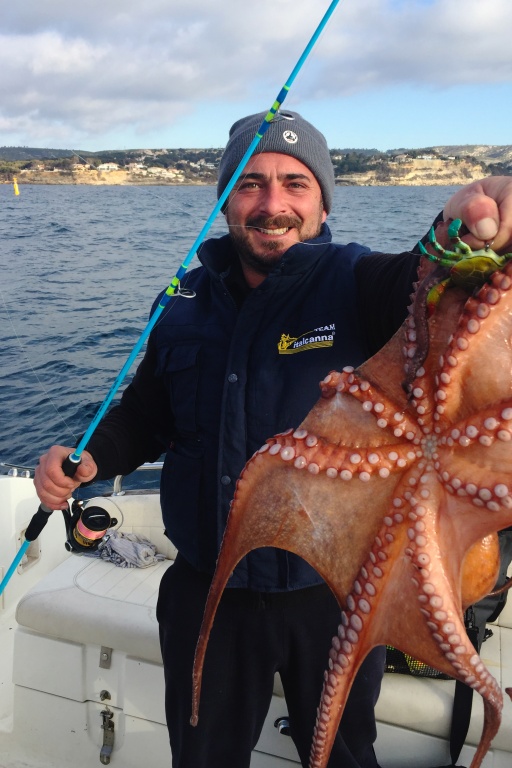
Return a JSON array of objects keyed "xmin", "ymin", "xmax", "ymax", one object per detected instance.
[{"xmin": 1, "ymin": 473, "xmax": 512, "ymax": 767}]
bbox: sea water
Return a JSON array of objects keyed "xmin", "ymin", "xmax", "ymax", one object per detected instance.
[{"xmin": 0, "ymin": 183, "xmax": 458, "ymax": 472}]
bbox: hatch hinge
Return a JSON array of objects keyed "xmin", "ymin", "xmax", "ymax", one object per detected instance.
[
  {"xmin": 99, "ymin": 646, "xmax": 112, "ymax": 669},
  {"xmin": 100, "ymin": 706, "xmax": 115, "ymax": 764}
]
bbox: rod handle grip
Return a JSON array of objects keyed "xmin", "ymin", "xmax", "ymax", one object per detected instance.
[{"xmin": 25, "ymin": 505, "xmax": 54, "ymax": 541}]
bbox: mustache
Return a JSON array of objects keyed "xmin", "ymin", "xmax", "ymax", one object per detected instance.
[{"xmin": 244, "ymin": 214, "xmax": 302, "ymax": 231}]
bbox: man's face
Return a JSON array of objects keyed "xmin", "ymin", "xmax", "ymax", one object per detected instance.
[{"xmin": 225, "ymin": 152, "xmax": 327, "ymax": 284}]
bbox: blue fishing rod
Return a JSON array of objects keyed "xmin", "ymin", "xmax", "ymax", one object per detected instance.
[{"xmin": 0, "ymin": 0, "xmax": 341, "ymax": 597}]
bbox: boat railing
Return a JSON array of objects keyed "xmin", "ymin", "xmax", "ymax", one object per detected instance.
[
  {"xmin": 112, "ymin": 461, "xmax": 163, "ymax": 495},
  {"xmin": 0, "ymin": 462, "xmax": 34, "ymax": 478},
  {"xmin": 0, "ymin": 460, "xmax": 164, "ymax": 495}
]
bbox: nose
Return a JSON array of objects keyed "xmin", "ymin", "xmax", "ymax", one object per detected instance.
[{"xmin": 258, "ymin": 181, "xmax": 288, "ymax": 217}]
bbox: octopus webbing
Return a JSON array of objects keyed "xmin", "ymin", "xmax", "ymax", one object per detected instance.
[{"xmin": 192, "ymin": 250, "xmax": 512, "ymax": 768}]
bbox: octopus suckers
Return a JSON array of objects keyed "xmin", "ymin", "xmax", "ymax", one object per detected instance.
[{"xmin": 486, "ymin": 288, "xmax": 500, "ymax": 305}]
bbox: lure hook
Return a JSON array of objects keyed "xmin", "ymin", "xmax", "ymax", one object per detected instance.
[{"xmin": 175, "ymin": 282, "xmax": 196, "ymax": 299}]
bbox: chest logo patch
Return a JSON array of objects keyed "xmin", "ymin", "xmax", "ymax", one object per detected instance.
[{"xmin": 278, "ymin": 324, "xmax": 335, "ymax": 354}]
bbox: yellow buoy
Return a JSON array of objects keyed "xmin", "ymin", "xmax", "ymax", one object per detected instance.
[{"xmin": 13, "ymin": 176, "xmax": 19, "ymax": 196}]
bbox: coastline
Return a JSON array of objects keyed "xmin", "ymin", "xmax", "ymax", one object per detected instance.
[
  {"xmin": 1, "ymin": 158, "xmax": 488, "ymax": 188},
  {"xmin": 1, "ymin": 169, "xmax": 208, "ymax": 186},
  {"xmin": 334, "ymin": 158, "xmax": 487, "ymax": 186}
]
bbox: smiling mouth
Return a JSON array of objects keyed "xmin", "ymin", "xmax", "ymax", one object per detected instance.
[
  {"xmin": 246, "ymin": 215, "xmax": 302, "ymax": 236},
  {"xmin": 257, "ymin": 227, "xmax": 291, "ymax": 236}
]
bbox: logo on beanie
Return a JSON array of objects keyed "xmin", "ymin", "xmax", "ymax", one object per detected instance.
[{"xmin": 283, "ymin": 130, "xmax": 298, "ymax": 144}]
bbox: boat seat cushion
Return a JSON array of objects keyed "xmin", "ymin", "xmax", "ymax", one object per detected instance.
[
  {"xmin": 376, "ymin": 623, "xmax": 512, "ymax": 751},
  {"xmin": 16, "ymin": 554, "xmax": 173, "ymax": 664},
  {"xmin": 16, "ymin": 493, "xmax": 178, "ymax": 663}
]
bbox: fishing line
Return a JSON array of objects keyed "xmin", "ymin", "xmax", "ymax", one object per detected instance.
[
  {"xmin": 0, "ymin": 179, "xmax": 197, "ymax": 451},
  {"xmin": 66, "ymin": 149, "xmax": 206, "ymax": 323},
  {"xmin": 70, "ymin": 149, "xmax": 225, "ymax": 244},
  {"xmin": 1, "ymin": 23, "xmax": 330, "ymax": 473},
  {"xmin": 1, "ymin": 286, "xmax": 120, "ymax": 497},
  {"xmin": 0, "ymin": 286, "xmax": 80, "ymax": 447},
  {"xmin": 68, "ymin": 0, "xmax": 341, "ymax": 467},
  {"xmin": 0, "ymin": 0, "xmax": 342, "ymax": 598}
]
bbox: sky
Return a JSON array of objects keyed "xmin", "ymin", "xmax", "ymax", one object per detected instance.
[{"xmin": 1, "ymin": 0, "xmax": 511, "ymax": 153}]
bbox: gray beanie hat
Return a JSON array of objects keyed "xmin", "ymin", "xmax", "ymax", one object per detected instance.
[{"xmin": 217, "ymin": 111, "xmax": 335, "ymax": 213}]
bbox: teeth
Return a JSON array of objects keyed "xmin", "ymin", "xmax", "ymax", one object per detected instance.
[{"xmin": 259, "ymin": 227, "xmax": 289, "ymax": 235}]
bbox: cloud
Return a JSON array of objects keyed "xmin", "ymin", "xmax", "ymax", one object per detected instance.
[
  {"xmin": 315, "ymin": 0, "xmax": 512, "ymax": 96},
  {"xmin": 1, "ymin": 0, "xmax": 511, "ymax": 148}
]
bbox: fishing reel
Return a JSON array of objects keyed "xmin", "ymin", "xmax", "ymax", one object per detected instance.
[{"xmin": 62, "ymin": 499, "xmax": 117, "ymax": 553}]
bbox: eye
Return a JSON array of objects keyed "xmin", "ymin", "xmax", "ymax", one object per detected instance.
[{"xmin": 285, "ymin": 177, "xmax": 312, "ymax": 191}]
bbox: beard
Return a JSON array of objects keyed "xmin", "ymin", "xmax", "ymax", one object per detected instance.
[{"xmin": 228, "ymin": 212, "xmax": 322, "ymax": 277}]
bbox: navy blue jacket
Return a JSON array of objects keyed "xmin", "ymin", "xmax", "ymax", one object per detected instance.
[{"xmin": 88, "ymin": 223, "xmax": 420, "ymax": 591}]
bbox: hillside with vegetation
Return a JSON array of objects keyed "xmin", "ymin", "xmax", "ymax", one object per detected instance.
[{"xmin": 1, "ymin": 144, "xmax": 511, "ymax": 187}]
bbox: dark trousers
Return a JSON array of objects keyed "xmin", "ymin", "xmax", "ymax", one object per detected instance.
[{"xmin": 157, "ymin": 554, "xmax": 385, "ymax": 768}]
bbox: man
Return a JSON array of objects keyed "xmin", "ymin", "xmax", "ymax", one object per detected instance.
[{"xmin": 35, "ymin": 111, "xmax": 512, "ymax": 768}]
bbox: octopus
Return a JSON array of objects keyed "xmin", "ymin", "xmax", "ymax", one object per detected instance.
[{"xmin": 191, "ymin": 231, "xmax": 512, "ymax": 768}]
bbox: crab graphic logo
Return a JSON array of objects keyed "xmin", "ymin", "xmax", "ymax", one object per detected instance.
[{"xmin": 283, "ymin": 130, "xmax": 298, "ymax": 144}]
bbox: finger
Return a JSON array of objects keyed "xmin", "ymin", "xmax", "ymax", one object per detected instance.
[
  {"xmin": 444, "ymin": 185, "xmax": 499, "ymax": 248},
  {"xmin": 74, "ymin": 451, "xmax": 98, "ymax": 484},
  {"xmin": 459, "ymin": 194, "xmax": 499, "ymax": 245},
  {"xmin": 34, "ymin": 448, "xmax": 80, "ymax": 509},
  {"xmin": 445, "ymin": 178, "xmax": 512, "ymax": 252},
  {"xmin": 492, "ymin": 186, "xmax": 512, "ymax": 252},
  {"xmin": 34, "ymin": 462, "xmax": 76, "ymax": 497},
  {"xmin": 33, "ymin": 471, "xmax": 74, "ymax": 510}
]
